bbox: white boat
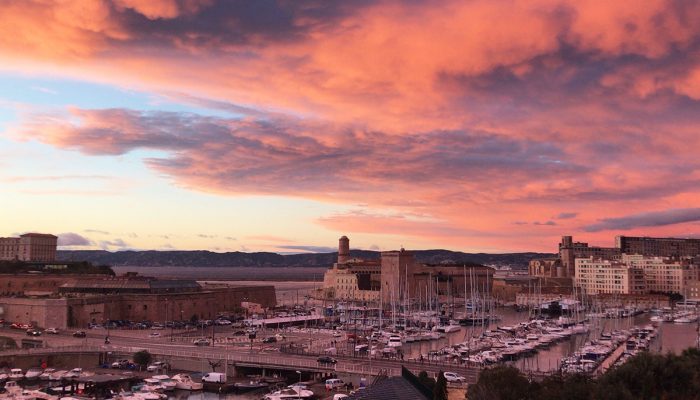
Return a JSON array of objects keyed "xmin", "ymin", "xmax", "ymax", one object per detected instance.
[
  {"xmin": 40, "ymin": 368, "xmax": 56, "ymax": 380},
  {"xmin": 263, "ymin": 386, "xmax": 315, "ymax": 399},
  {"xmin": 142, "ymin": 378, "xmax": 163, "ymax": 392},
  {"xmin": 443, "ymin": 323, "xmax": 461, "ymax": 333},
  {"xmin": 4, "ymin": 381, "xmax": 22, "ymax": 396},
  {"xmin": 9, "ymin": 369, "xmax": 24, "ymax": 380},
  {"xmin": 387, "ymin": 334, "xmax": 403, "ymax": 347},
  {"xmin": 171, "ymin": 374, "xmax": 203, "ymax": 391},
  {"xmin": 49, "ymin": 370, "xmax": 68, "ymax": 381},
  {"xmin": 673, "ymin": 317, "xmax": 694, "ymax": 324},
  {"xmin": 24, "ymin": 368, "xmax": 43, "ymax": 380},
  {"xmin": 63, "ymin": 368, "xmax": 83, "ymax": 379},
  {"xmin": 152, "ymin": 375, "xmax": 176, "ymax": 391}
]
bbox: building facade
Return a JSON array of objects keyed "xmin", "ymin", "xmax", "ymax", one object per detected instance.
[
  {"xmin": 575, "ymin": 257, "xmax": 645, "ymax": 295},
  {"xmin": 0, "ymin": 283, "xmax": 276, "ymax": 328},
  {"xmin": 0, "ymin": 233, "xmax": 57, "ymax": 262},
  {"xmin": 528, "ymin": 258, "xmax": 562, "ymax": 278},
  {"xmin": 559, "ymin": 236, "xmax": 621, "ymax": 278},
  {"xmin": 322, "ymin": 236, "xmax": 494, "ymax": 305},
  {"xmin": 623, "ymin": 254, "xmax": 700, "ymax": 294},
  {"xmin": 616, "ymin": 236, "xmax": 700, "ymax": 257},
  {"xmin": 575, "ymin": 255, "xmax": 700, "ymax": 295}
]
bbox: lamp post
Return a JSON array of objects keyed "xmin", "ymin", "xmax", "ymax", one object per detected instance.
[{"xmin": 296, "ymin": 370, "xmax": 301, "ymax": 385}]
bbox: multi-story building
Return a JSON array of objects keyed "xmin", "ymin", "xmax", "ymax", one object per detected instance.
[
  {"xmin": 687, "ymin": 281, "xmax": 700, "ymax": 301},
  {"xmin": 616, "ymin": 236, "xmax": 700, "ymax": 257},
  {"xmin": 528, "ymin": 258, "xmax": 562, "ymax": 278},
  {"xmin": 623, "ymin": 254, "xmax": 700, "ymax": 294},
  {"xmin": 559, "ymin": 236, "xmax": 621, "ymax": 278},
  {"xmin": 322, "ymin": 236, "xmax": 494, "ymax": 305},
  {"xmin": 575, "ymin": 255, "xmax": 700, "ymax": 295},
  {"xmin": 0, "ymin": 233, "xmax": 57, "ymax": 262},
  {"xmin": 575, "ymin": 257, "xmax": 646, "ymax": 295}
]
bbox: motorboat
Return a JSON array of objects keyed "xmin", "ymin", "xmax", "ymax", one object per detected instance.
[
  {"xmin": 387, "ymin": 335, "xmax": 403, "ymax": 347},
  {"xmin": 49, "ymin": 370, "xmax": 68, "ymax": 381},
  {"xmin": 673, "ymin": 317, "xmax": 693, "ymax": 323},
  {"xmin": 151, "ymin": 375, "xmax": 176, "ymax": 391},
  {"xmin": 40, "ymin": 368, "xmax": 56, "ymax": 380},
  {"xmin": 263, "ymin": 385, "xmax": 315, "ymax": 399},
  {"xmin": 9, "ymin": 368, "xmax": 24, "ymax": 380},
  {"xmin": 234, "ymin": 380, "xmax": 269, "ymax": 393},
  {"xmin": 171, "ymin": 374, "xmax": 203, "ymax": 390},
  {"xmin": 4, "ymin": 381, "xmax": 21, "ymax": 395},
  {"xmin": 25, "ymin": 368, "xmax": 43, "ymax": 380},
  {"xmin": 142, "ymin": 378, "xmax": 164, "ymax": 392},
  {"xmin": 63, "ymin": 368, "xmax": 83, "ymax": 379}
]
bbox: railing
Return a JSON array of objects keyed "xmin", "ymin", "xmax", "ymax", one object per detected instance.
[{"xmin": 0, "ymin": 343, "xmax": 480, "ymax": 381}]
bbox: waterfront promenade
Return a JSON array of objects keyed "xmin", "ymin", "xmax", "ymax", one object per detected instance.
[{"xmin": 0, "ymin": 328, "xmax": 481, "ymax": 383}]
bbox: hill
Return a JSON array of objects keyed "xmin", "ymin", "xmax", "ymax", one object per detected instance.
[{"xmin": 57, "ymin": 249, "xmax": 553, "ymax": 269}]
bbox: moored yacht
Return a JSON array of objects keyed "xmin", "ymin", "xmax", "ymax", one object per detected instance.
[
  {"xmin": 263, "ymin": 385, "xmax": 314, "ymax": 399},
  {"xmin": 171, "ymin": 374, "xmax": 203, "ymax": 390}
]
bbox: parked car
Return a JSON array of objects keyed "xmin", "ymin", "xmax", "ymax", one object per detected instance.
[
  {"xmin": 26, "ymin": 329, "xmax": 42, "ymax": 336},
  {"xmin": 73, "ymin": 331, "xmax": 87, "ymax": 338},
  {"xmin": 317, "ymin": 356, "xmax": 337, "ymax": 364},
  {"xmin": 443, "ymin": 372, "xmax": 466, "ymax": 383},
  {"xmin": 148, "ymin": 332, "xmax": 161, "ymax": 338},
  {"xmin": 193, "ymin": 338, "xmax": 210, "ymax": 346},
  {"xmin": 147, "ymin": 361, "xmax": 168, "ymax": 372},
  {"xmin": 262, "ymin": 336, "xmax": 277, "ymax": 343},
  {"xmin": 111, "ymin": 360, "xmax": 130, "ymax": 369},
  {"xmin": 214, "ymin": 319, "xmax": 231, "ymax": 326},
  {"xmin": 232, "ymin": 330, "xmax": 246, "ymax": 336},
  {"xmin": 325, "ymin": 379, "xmax": 345, "ymax": 390},
  {"xmin": 45, "ymin": 328, "xmax": 59, "ymax": 334}
]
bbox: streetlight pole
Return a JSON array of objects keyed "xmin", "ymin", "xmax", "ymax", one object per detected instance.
[{"xmin": 296, "ymin": 370, "xmax": 301, "ymax": 385}]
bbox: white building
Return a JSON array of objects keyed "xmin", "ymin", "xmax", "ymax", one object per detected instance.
[
  {"xmin": 575, "ymin": 257, "xmax": 645, "ymax": 295},
  {"xmin": 575, "ymin": 254, "xmax": 700, "ymax": 295}
]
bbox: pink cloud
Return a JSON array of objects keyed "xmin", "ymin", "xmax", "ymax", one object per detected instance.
[{"xmin": 3, "ymin": 1, "xmax": 700, "ymax": 250}]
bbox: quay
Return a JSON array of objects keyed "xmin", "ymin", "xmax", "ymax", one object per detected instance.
[{"xmin": 0, "ymin": 344, "xmax": 482, "ymax": 383}]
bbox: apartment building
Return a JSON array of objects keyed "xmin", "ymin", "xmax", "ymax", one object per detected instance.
[
  {"xmin": 616, "ymin": 236, "xmax": 700, "ymax": 257},
  {"xmin": 575, "ymin": 254, "xmax": 700, "ymax": 295},
  {"xmin": 575, "ymin": 257, "xmax": 645, "ymax": 295},
  {"xmin": 0, "ymin": 233, "xmax": 57, "ymax": 262}
]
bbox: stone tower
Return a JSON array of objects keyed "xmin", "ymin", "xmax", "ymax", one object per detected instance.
[{"xmin": 338, "ymin": 236, "xmax": 350, "ymax": 264}]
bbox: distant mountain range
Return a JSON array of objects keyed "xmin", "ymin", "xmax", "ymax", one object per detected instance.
[{"xmin": 57, "ymin": 249, "xmax": 554, "ymax": 269}]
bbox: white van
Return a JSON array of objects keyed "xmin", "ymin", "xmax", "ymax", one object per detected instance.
[
  {"xmin": 325, "ymin": 378, "xmax": 344, "ymax": 390},
  {"xmin": 202, "ymin": 372, "xmax": 226, "ymax": 383}
]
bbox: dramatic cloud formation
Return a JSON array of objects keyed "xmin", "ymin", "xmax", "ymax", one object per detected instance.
[
  {"xmin": 57, "ymin": 232, "xmax": 92, "ymax": 247},
  {"xmin": 584, "ymin": 208, "xmax": 700, "ymax": 232},
  {"xmin": 3, "ymin": 0, "xmax": 700, "ymax": 250}
]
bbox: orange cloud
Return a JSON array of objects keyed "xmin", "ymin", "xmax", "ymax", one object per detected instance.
[{"xmin": 4, "ymin": 1, "xmax": 700, "ymax": 250}]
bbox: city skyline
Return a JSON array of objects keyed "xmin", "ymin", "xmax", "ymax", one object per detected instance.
[{"xmin": 2, "ymin": 1, "xmax": 700, "ymax": 253}]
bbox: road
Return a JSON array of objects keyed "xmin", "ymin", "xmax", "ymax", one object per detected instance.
[{"xmin": 0, "ymin": 327, "xmax": 480, "ymax": 383}]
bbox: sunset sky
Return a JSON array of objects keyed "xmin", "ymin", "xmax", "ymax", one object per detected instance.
[{"xmin": 2, "ymin": 0, "xmax": 700, "ymax": 254}]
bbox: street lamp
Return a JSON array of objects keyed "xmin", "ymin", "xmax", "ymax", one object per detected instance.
[{"xmin": 295, "ymin": 370, "xmax": 301, "ymax": 384}]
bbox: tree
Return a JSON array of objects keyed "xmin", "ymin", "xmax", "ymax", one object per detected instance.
[
  {"xmin": 133, "ymin": 350, "xmax": 152, "ymax": 368},
  {"xmin": 208, "ymin": 360, "xmax": 222, "ymax": 372},
  {"xmin": 433, "ymin": 371, "xmax": 447, "ymax": 400},
  {"xmin": 467, "ymin": 366, "xmax": 533, "ymax": 400},
  {"xmin": 418, "ymin": 371, "xmax": 436, "ymax": 392}
]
